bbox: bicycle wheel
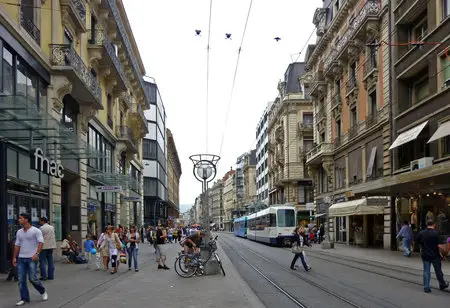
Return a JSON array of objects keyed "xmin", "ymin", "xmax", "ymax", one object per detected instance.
[
  {"xmin": 174, "ymin": 254, "xmax": 197, "ymax": 278},
  {"xmin": 214, "ymin": 253, "xmax": 226, "ymax": 276}
]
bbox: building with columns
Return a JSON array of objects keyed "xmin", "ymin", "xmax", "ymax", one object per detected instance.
[
  {"xmin": 0, "ymin": 0, "xmax": 151, "ymax": 272},
  {"xmin": 304, "ymin": 0, "xmax": 391, "ymax": 248},
  {"xmin": 267, "ymin": 62, "xmax": 314, "ymax": 225}
]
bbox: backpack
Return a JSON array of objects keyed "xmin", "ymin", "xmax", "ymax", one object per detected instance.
[{"xmin": 75, "ymin": 255, "xmax": 87, "ymax": 264}]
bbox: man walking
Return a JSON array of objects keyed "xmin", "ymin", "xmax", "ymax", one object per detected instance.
[
  {"xmin": 13, "ymin": 213, "xmax": 48, "ymax": 306},
  {"xmin": 416, "ymin": 219, "xmax": 449, "ymax": 293},
  {"xmin": 397, "ymin": 220, "xmax": 413, "ymax": 257},
  {"xmin": 39, "ymin": 217, "xmax": 56, "ymax": 280}
]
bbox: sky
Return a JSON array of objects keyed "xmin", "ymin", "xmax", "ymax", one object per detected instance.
[{"xmin": 123, "ymin": 0, "xmax": 320, "ymax": 211}]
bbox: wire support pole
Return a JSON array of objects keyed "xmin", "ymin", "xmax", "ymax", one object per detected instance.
[{"xmin": 205, "ymin": 0, "xmax": 213, "ymax": 153}]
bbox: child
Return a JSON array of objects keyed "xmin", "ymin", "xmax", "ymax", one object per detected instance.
[{"xmin": 84, "ymin": 234, "xmax": 95, "ymax": 269}]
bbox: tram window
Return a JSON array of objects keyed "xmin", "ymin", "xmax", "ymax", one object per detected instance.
[
  {"xmin": 277, "ymin": 209, "xmax": 295, "ymax": 227},
  {"xmin": 269, "ymin": 214, "xmax": 276, "ymax": 227}
]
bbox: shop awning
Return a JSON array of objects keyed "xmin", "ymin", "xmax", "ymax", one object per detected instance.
[
  {"xmin": 0, "ymin": 95, "xmax": 103, "ymax": 159},
  {"xmin": 427, "ymin": 121, "xmax": 450, "ymax": 143},
  {"xmin": 328, "ymin": 199, "xmax": 384, "ymax": 217},
  {"xmin": 87, "ymin": 171, "xmax": 137, "ymax": 191},
  {"xmin": 389, "ymin": 121, "xmax": 428, "ymax": 150}
]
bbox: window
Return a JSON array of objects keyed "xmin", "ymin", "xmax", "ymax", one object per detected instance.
[
  {"xmin": 277, "ymin": 209, "xmax": 295, "ymax": 227},
  {"xmin": 413, "ymin": 77, "xmax": 429, "ymax": 104},
  {"xmin": 143, "ymin": 139, "xmax": 157, "ymax": 160},
  {"xmin": 143, "ymin": 178, "xmax": 158, "ymax": 196},
  {"xmin": 2, "ymin": 47, "xmax": 13, "ymax": 94},
  {"xmin": 409, "ymin": 16, "xmax": 427, "ymax": 45},
  {"xmin": 21, "ymin": 0, "xmax": 35, "ymax": 24},
  {"xmin": 298, "ymin": 185, "xmax": 313, "ymax": 203},
  {"xmin": 64, "ymin": 29, "xmax": 73, "ymax": 46},
  {"xmin": 61, "ymin": 99, "xmax": 78, "ymax": 132},
  {"xmin": 303, "ymin": 113, "xmax": 313, "ymax": 125},
  {"xmin": 442, "ymin": 56, "xmax": 450, "ymax": 87},
  {"xmin": 320, "ymin": 132, "xmax": 325, "ymax": 143},
  {"xmin": 335, "ymin": 79, "xmax": 341, "ymax": 94},
  {"xmin": 147, "ymin": 122, "xmax": 157, "ymax": 139},
  {"xmin": 335, "ymin": 119, "xmax": 341, "ymax": 137},
  {"xmin": 107, "ymin": 94, "xmax": 113, "ymax": 128},
  {"xmin": 369, "ymin": 91, "xmax": 377, "ymax": 116},
  {"xmin": 350, "ymin": 107, "xmax": 357, "ymax": 127},
  {"xmin": 441, "ymin": 135, "xmax": 450, "ymax": 158},
  {"xmin": 444, "ymin": 0, "xmax": 450, "ymax": 19},
  {"xmin": 304, "ymin": 139, "xmax": 314, "ymax": 152}
]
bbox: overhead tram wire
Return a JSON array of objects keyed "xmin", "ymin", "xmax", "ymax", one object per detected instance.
[
  {"xmin": 218, "ymin": 0, "xmax": 254, "ymax": 157},
  {"xmin": 205, "ymin": 0, "xmax": 213, "ymax": 153}
]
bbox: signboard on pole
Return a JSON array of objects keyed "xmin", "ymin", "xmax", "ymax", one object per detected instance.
[
  {"xmin": 122, "ymin": 196, "xmax": 141, "ymax": 202},
  {"xmin": 96, "ymin": 186, "xmax": 122, "ymax": 192},
  {"xmin": 306, "ymin": 202, "xmax": 315, "ymax": 211}
]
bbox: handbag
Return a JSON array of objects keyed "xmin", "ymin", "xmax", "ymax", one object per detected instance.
[{"xmin": 291, "ymin": 244, "xmax": 302, "ymax": 254}]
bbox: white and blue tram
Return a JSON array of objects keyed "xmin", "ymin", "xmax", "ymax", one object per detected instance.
[
  {"xmin": 246, "ymin": 205, "xmax": 296, "ymax": 246},
  {"xmin": 233, "ymin": 216, "xmax": 248, "ymax": 238}
]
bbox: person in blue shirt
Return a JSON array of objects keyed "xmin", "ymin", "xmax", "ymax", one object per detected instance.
[
  {"xmin": 84, "ymin": 235, "xmax": 95, "ymax": 269},
  {"xmin": 397, "ymin": 220, "xmax": 413, "ymax": 257}
]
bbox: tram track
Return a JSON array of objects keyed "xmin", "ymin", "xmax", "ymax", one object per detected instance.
[
  {"xmin": 302, "ymin": 249, "xmax": 447, "ymax": 291},
  {"xmin": 220, "ymin": 235, "xmax": 365, "ymax": 308}
]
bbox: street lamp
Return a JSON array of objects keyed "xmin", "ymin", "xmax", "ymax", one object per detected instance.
[{"xmin": 190, "ymin": 154, "xmax": 220, "ymax": 238}]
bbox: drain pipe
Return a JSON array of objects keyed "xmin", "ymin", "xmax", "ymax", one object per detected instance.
[{"xmin": 388, "ymin": 0, "xmax": 397, "ymax": 251}]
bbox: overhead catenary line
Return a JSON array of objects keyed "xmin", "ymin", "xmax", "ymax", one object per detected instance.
[
  {"xmin": 205, "ymin": 0, "xmax": 213, "ymax": 153},
  {"xmin": 219, "ymin": 0, "xmax": 254, "ymax": 157}
]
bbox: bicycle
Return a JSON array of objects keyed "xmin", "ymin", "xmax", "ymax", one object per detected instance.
[{"xmin": 174, "ymin": 235, "xmax": 226, "ymax": 278}]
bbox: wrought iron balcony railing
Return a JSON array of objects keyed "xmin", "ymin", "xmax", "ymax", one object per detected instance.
[
  {"xmin": 50, "ymin": 44, "xmax": 102, "ymax": 105},
  {"xmin": 346, "ymin": 76, "xmax": 358, "ymax": 93},
  {"xmin": 20, "ymin": 11, "xmax": 40, "ymax": 45}
]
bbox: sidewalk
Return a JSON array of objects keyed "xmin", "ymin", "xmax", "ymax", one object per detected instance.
[
  {"xmin": 0, "ymin": 241, "xmax": 264, "ymax": 308},
  {"xmin": 308, "ymin": 243, "xmax": 450, "ymax": 275}
]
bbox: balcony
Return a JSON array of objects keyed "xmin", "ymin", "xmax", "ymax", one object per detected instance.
[
  {"xmin": 309, "ymin": 71, "xmax": 327, "ymax": 99},
  {"xmin": 331, "ymin": 92, "xmax": 342, "ymax": 113},
  {"xmin": 119, "ymin": 92, "xmax": 132, "ymax": 110},
  {"xmin": 116, "ymin": 126, "xmax": 139, "ymax": 154},
  {"xmin": 394, "ymin": 0, "xmax": 427, "ymax": 25},
  {"xmin": 306, "ymin": 143, "xmax": 333, "ymax": 165},
  {"xmin": 275, "ymin": 125, "xmax": 284, "ymax": 142},
  {"xmin": 60, "ymin": 0, "xmax": 87, "ymax": 33},
  {"xmin": 104, "ymin": 0, "xmax": 151, "ymax": 107},
  {"xmin": 346, "ymin": 76, "xmax": 358, "ymax": 99},
  {"xmin": 324, "ymin": 0, "xmax": 381, "ymax": 72},
  {"xmin": 363, "ymin": 56, "xmax": 378, "ymax": 87},
  {"xmin": 50, "ymin": 44, "xmax": 102, "ymax": 108},
  {"xmin": 20, "ymin": 11, "xmax": 40, "ymax": 45},
  {"xmin": 129, "ymin": 101, "xmax": 147, "ymax": 130},
  {"xmin": 298, "ymin": 122, "xmax": 313, "ymax": 136},
  {"xmin": 348, "ymin": 125, "xmax": 358, "ymax": 138},
  {"xmin": 88, "ymin": 29, "xmax": 127, "ymax": 92},
  {"xmin": 316, "ymin": 107, "xmax": 327, "ymax": 126}
]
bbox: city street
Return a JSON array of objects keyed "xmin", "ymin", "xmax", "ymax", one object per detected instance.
[{"xmin": 220, "ymin": 233, "xmax": 450, "ymax": 308}]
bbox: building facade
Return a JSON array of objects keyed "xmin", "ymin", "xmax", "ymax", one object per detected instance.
[
  {"xmin": 0, "ymin": 0, "xmax": 153, "ymax": 272},
  {"xmin": 256, "ymin": 104, "xmax": 271, "ymax": 205},
  {"xmin": 243, "ymin": 151, "xmax": 257, "ymax": 206},
  {"xmin": 222, "ymin": 169, "xmax": 236, "ymax": 231},
  {"xmin": 142, "ymin": 82, "xmax": 168, "ymax": 227},
  {"xmin": 209, "ymin": 180, "xmax": 224, "ymax": 230},
  {"xmin": 305, "ymin": 0, "xmax": 391, "ymax": 248},
  {"xmin": 166, "ymin": 128, "xmax": 182, "ymax": 224},
  {"xmin": 267, "ymin": 62, "xmax": 314, "ymax": 225}
]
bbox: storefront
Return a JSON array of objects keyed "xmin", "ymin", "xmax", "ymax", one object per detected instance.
[{"xmin": 328, "ymin": 197, "xmax": 387, "ymax": 247}]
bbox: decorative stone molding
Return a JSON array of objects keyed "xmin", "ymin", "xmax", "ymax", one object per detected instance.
[
  {"xmin": 317, "ymin": 84, "xmax": 327, "ymax": 100},
  {"xmin": 278, "ymin": 81, "xmax": 286, "ymax": 97},
  {"xmin": 348, "ymin": 40, "xmax": 364, "ymax": 64},
  {"xmin": 79, "ymin": 105, "xmax": 97, "ymax": 133},
  {"xmin": 307, "ymin": 165, "xmax": 318, "ymax": 178},
  {"xmin": 115, "ymin": 142, "xmax": 127, "ymax": 160},
  {"xmin": 366, "ymin": 21, "xmax": 379, "ymax": 42},
  {"xmin": 332, "ymin": 103, "xmax": 342, "ymax": 119},
  {"xmin": 346, "ymin": 91, "xmax": 358, "ymax": 108},
  {"xmin": 48, "ymin": 75, "xmax": 73, "ymax": 112},
  {"xmin": 363, "ymin": 70, "xmax": 378, "ymax": 91}
]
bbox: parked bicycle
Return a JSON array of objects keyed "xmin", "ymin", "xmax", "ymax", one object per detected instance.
[{"xmin": 174, "ymin": 235, "xmax": 226, "ymax": 278}]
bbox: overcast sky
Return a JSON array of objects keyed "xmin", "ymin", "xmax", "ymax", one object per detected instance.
[{"xmin": 123, "ymin": 0, "xmax": 320, "ymax": 212}]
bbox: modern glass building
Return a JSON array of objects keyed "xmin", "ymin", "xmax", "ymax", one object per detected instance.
[{"xmin": 142, "ymin": 81, "xmax": 168, "ymax": 226}]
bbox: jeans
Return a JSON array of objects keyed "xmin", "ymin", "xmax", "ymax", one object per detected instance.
[
  {"xmin": 18, "ymin": 258, "xmax": 46, "ymax": 302},
  {"xmin": 290, "ymin": 252, "xmax": 308, "ymax": 270},
  {"xmin": 127, "ymin": 246, "xmax": 139, "ymax": 270},
  {"xmin": 39, "ymin": 249, "xmax": 54, "ymax": 279},
  {"xmin": 423, "ymin": 258, "xmax": 446, "ymax": 291},
  {"xmin": 402, "ymin": 238, "xmax": 411, "ymax": 257}
]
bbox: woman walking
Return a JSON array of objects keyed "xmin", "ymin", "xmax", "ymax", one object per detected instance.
[
  {"xmin": 127, "ymin": 226, "xmax": 140, "ymax": 272},
  {"xmin": 105, "ymin": 226, "xmax": 121, "ymax": 274},
  {"xmin": 290, "ymin": 226, "xmax": 312, "ymax": 271},
  {"xmin": 97, "ymin": 227, "xmax": 110, "ymax": 271}
]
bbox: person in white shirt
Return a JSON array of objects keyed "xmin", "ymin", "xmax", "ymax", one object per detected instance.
[
  {"xmin": 13, "ymin": 213, "xmax": 48, "ymax": 306},
  {"xmin": 38, "ymin": 217, "xmax": 56, "ymax": 280}
]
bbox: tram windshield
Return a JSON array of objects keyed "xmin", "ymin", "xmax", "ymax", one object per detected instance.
[{"xmin": 277, "ymin": 209, "xmax": 295, "ymax": 227}]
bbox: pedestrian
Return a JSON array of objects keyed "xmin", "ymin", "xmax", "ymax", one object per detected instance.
[
  {"xmin": 290, "ymin": 226, "xmax": 311, "ymax": 271},
  {"xmin": 97, "ymin": 227, "xmax": 110, "ymax": 271},
  {"xmin": 38, "ymin": 217, "xmax": 56, "ymax": 280},
  {"xmin": 105, "ymin": 225, "xmax": 121, "ymax": 274},
  {"xmin": 7, "ymin": 234, "xmax": 18, "ymax": 281},
  {"xmin": 397, "ymin": 220, "xmax": 413, "ymax": 257},
  {"xmin": 416, "ymin": 219, "xmax": 449, "ymax": 293},
  {"xmin": 127, "ymin": 226, "xmax": 140, "ymax": 272},
  {"xmin": 13, "ymin": 213, "xmax": 48, "ymax": 306},
  {"xmin": 155, "ymin": 225, "xmax": 169, "ymax": 270},
  {"xmin": 319, "ymin": 224, "xmax": 325, "ymax": 244},
  {"xmin": 84, "ymin": 234, "xmax": 95, "ymax": 269}
]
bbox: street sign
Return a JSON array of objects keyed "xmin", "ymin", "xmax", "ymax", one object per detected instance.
[
  {"xmin": 96, "ymin": 186, "xmax": 122, "ymax": 192},
  {"xmin": 306, "ymin": 202, "xmax": 315, "ymax": 211},
  {"xmin": 122, "ymin": 196, "xmax": 141, "ymax": 201}
]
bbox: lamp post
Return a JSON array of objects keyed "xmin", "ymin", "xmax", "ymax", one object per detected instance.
[{"xmin": 190, "ymin": 154, "xmax": 220, "ymax": 238}]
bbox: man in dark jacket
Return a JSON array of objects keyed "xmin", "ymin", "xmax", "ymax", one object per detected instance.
[{"xmin": 416, "ymin": 219, "xmax": 449, "ymax": 293}]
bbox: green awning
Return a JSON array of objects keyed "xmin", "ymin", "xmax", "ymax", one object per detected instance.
[{"xmin": 0, "ymin": 95, "xmax": 103, "ymax": 159}]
